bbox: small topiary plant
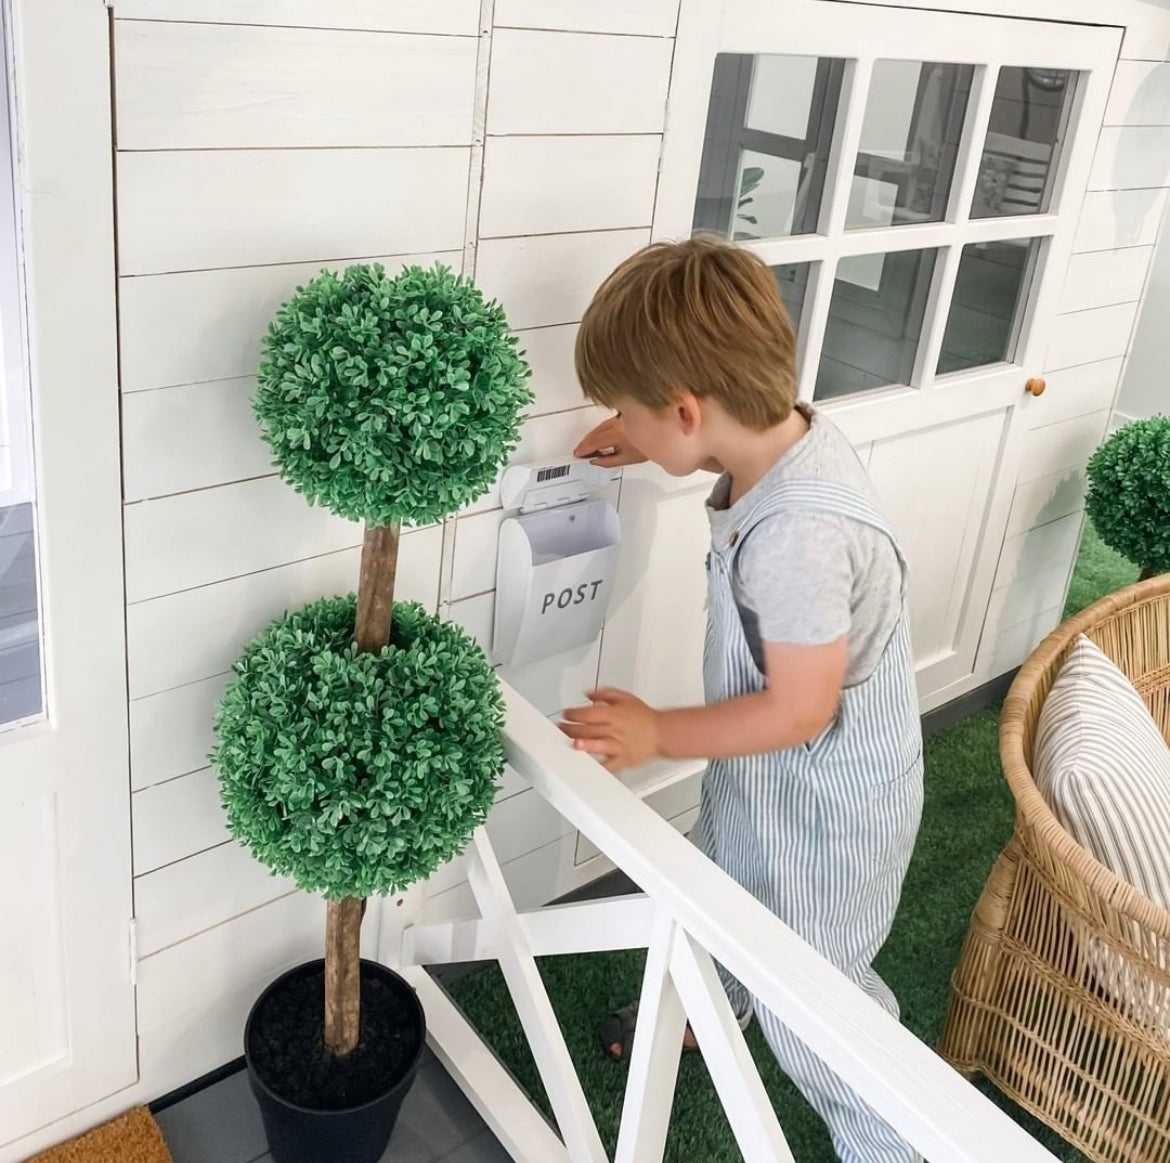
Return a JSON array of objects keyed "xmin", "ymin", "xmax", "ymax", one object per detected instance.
[
  {"xmin": 1086, "ymin": 416, "xmax": 1170, "ymax": 579},
  {"xmin": 213, "ymin": 262, "xmax": 531, "ymax": 1062}
]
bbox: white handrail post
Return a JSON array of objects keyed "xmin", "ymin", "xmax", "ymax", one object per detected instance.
[
  {"xmin": 670, "ymin": 928, "xmax": 796, "ymax": 1163},
  {"xmin": 614, "ymin": 910, "xmax": 687, "ymax": 1163},
  {"xmin": 466, "ymin": 828, "xmax": 608, "ymax": 1163}
]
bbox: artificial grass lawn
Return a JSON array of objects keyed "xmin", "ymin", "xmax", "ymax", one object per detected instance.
[{"xmin": 449, "ymin": 522, "xmax": 1138, "ymax": 1162}]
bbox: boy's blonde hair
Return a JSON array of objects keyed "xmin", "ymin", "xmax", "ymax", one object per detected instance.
[{"xmin": 574, "ymin": 235, "xmax": 798, "ymax": 430}]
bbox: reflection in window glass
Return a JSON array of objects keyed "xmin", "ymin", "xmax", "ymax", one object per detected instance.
[
  {"xmin": 694, "ymin": 53, "xmax": 844, "ymax": 240},
  {"xmin": 0, "ymin": 504, "xmax": 41, "ymax": 724},
  {"xmin": 771, "ymin": 262, "xmax": 812, "ymax": 337},
  {"xmin": 815, "ymin": 249, "xmax": 938, "ymax": 401},
  {"xmin": 972, "ymin": 67, "xmax": 1075, "ymax": 219},
  {"xmin": 847, "ymin": 60, "xmax": 973, "ymax": 230},
  {"xmin": 938, "ymin": 239, "xmax": 1039, "ymax": 374}
]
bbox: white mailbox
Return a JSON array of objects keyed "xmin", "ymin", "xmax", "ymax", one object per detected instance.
[{"xmin": 493, "ymin": 460, "xmax": 621, "ymax": 669}]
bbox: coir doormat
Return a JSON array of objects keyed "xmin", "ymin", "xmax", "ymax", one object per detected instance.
[{"xmin": 25, "ymin": 1108, "xmax": 173, "ymax": 1163}]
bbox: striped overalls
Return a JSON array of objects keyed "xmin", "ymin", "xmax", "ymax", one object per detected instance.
[{"xmin": 694, "ymin": 478, "xmax": 924, "ymax": 1163}]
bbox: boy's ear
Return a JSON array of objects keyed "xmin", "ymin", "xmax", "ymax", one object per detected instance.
[{"xmin": 675, "ymin": 390, "xmax": 702, "ymax": 437}]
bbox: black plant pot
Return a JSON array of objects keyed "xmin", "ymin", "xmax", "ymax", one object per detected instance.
[{"xmin": 245, "ymin": 958, "xmax": 426, "ymax": 1163}]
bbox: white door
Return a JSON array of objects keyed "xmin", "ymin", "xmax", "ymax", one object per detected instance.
[
  {"xmin": 606, "ymin": 0, "xmax": 1119, "ymax": 721},
  {"xmin": 0, "ymin": 0, "xmax": 136, "ymax": 1148}
]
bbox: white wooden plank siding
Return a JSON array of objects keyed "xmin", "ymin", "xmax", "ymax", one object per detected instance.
[
  {"xmin": 121, "ymin": 378, "xmax": 270, "ymax": 501},
  {"xmin": 994, "ymin": 511, "xmax": 1085, "ymax": 591},
  {"xmin": 135, "ymin": 841, "xmax": 297, "ymax": 958},
  {"xmin": 475, "ymin": 229, "xmax": 650, "ymax": 330},
  {"xmin": 116, "ymin": 23, "xmax": 477, "ymax": 151},
  {"xmin": 1088, "ymin": 126, "xmax": 1170, "ymax": 191},
  {"xmin": 119, "ymin": 251, "xmax": 461, "ymax": 394},
  {"xmin": 130, "ymin": 673, "xmax": 226, "ymax": 791},
  {"xmin": 519, "ymin": 324, "xmax": 586, "ymax": 417},
  {"xmin": 1007, "ymin": 464, "xmax": 1088, "ymax": 537},
  {"xmin": 480, "ymin": 135, "xmax": 661, "ymax": 238},
  {"xmin": 127, "ymin": 525, "xmax": 443, "ymax": 700},
  {"xmin": 1059, "ymin": 245, "xmax": 1152, "ymax": 312},
  {"xmin": 1104, "ymin": 61, "xmax": 1170, "ymax": 126},
  {"xmin": 493, "ymin": 0, "xmax": 679, "ymax": 37},
  {"xmin": 487, "ymin": 31, "xmax": 674, "ymax": 136},
  {"xmin": 131, "ymin": 767, "xmax": 228, "ymax": 875},
  {"xmin": 113, "ymin": 0, "xmax": 480, "ymax": 34},
  {"xmin": 124, "ymin": 476, "xmax": 362, "ymax": 602},
  {"xmin": 1025, "ymin": 359, "xmax": 1124, "ymax": 429},
  {"xmin": 1047, "ymin": 303, "xmax": 1139, "ymax": 370},
  {"xmin": 117, "ymin": 148, "xmax": 470, "ymax": 275},
  {"xmin": 1073, "ymin": 188, "xmax": 1169, "ymax": 253},
  {"xmin": 1023, "ymin": 411, "xmax": 1111, "ymax": 482}
]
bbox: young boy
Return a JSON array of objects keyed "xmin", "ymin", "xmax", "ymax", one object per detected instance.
[{"xmin": 561, "ymin": 236, "xmax": 924, "ymax": 1163}]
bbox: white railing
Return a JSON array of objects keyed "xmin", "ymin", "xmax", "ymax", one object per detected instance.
[{"xmin": 390, "ymin": 682, "xmax": 1060, "ymax": 1163}]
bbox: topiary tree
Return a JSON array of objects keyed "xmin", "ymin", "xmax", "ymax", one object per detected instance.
[
  {"xmin": 213, "ymin": 262, "xmax": 532, "ymax": 1060},
  {"xmin": 1086, "ymin": 416, "xmax": 1170, "ymax": 579}
]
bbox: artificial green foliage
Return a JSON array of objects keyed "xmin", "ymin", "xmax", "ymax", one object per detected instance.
[
  {"xmin": 1086, "ymin": 416, "xmax": 1170, "ymax": 575},
  {"xmin": 255, "ymin": 263, "xmax": 532, "ymax": 528},
  {"xmin": 213, "ymin": 595, "xmax": 505, "ymax": 900}
]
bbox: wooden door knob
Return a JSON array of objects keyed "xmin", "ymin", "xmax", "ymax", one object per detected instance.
[{"xmin": 1025, "ymin": 377, "xmax": 1046, "ymax": 397}]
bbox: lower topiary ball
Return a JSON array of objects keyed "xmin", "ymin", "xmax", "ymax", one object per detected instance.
[
  {"xmin": 213, "ymin": 595, "xmax": 504, "ymax": 900},
  {"xmin": 1086, "ymin": 417, "xmax": 1170, "ymax": 578}
]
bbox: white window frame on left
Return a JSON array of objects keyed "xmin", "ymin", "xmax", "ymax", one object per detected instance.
[{"xmin": 0, "ymin": 0, "xmax": 137, "ymax": 1156}]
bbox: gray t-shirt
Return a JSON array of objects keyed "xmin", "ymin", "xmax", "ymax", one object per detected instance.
[{"xmin": 707, "ymin": 410, "xmax": 903, "ymax": 687}]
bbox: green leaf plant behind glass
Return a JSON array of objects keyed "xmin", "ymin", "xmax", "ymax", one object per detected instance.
[{"xmin": 213, "ymin": 263, "xmax": 533, "ymax": 1059}]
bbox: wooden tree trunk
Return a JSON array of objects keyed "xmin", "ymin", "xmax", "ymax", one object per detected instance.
[{"xmin": 323, "ymin": 522, "xmax": 401, "ymax": 1059}]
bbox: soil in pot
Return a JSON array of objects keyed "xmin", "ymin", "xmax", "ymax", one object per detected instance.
[{"xmin": 248, "ymin": 961, "xmax": 423, "ymax": 1110}]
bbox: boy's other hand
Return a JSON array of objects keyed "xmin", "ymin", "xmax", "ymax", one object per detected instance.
[
  {"xmin": 560, "ymin": 688, "xmax": 660, "ymax": 773},
  {"xmin": 573, "ymin": 414, "xmax": 647, "ymax": 468}
]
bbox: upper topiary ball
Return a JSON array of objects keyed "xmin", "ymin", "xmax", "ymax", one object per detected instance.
[
  {"xmin": 1086, "ymin": 417, "xmax": 1170, "ymax": 576},
  {"xmin": 255, "ymin": 263, "xmax": 532, "ymax": 528},
  {"xmin": 212, "ymin": 595, "xmax": 505, "ymax": 900}
]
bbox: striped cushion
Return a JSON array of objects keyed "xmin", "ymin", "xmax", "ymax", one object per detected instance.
[{"xmin": 1034, "ymin": 635, "xmax": 1170, "ymax": 913}]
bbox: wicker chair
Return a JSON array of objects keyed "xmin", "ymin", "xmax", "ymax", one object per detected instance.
[{"xmin": 939, "ymin": 575, "xmax": 1170, "ymax": 1163}]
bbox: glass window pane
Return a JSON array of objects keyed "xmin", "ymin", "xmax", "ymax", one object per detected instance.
[
  {"xmin": 847, "ymin": 60, "xmax": 973, "ymax": 230},
  {"xmin": 694, "ymin": 53, "xmax": 844, "ymax": 240},
  {"xmin": 771, "ymin": 261, "xmax": 811, "ymax": 337},
  {"xmin": 972, "ymin": 67, "xmax": 1075, "ymax": 219},
  {"xmin": 815, "ymin": 249, "xmax": 937, "ymax": 401},
  {"xmin": 0, "ymin": 503, "xmax": 41, "ymax": 724},
  {"xmin": 937, "ymin": 238, "xmax": 1039, "ymax": 374}
]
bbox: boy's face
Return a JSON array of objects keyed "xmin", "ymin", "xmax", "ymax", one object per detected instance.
[{"xmin": 617, "ymin": 395, "xmax": 707, "ymax": 477}]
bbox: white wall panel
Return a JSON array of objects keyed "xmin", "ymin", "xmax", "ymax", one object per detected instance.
[
  {"xmin": 1059, "ymin": 246, "xmax": 1152, "ymax": 313},
  {"xmin": 480, "ymin": 135, "xmax": 660, "ymax": 238},
  {"xmin": 1006, "ymin": 464, "xmax": 1087, "ymax": 536},
  {"xmin": 119, "ymin": 251, "xmax": 461, "ymax": 394},
  {"xmin": 117, "ymin": 149, "xmax": 469, "ymax": 275},
  {"xmin": 127, "ymin": 523, "xmax": 441, "ymax": 696},
  {"xmin": 131, "ymin": 767, "xmax": 228, "ymax": 876},
  {"xmin": 1104, "ymin": 61, "xmax": 1170, "ymax": 126},
  {"xmin": 135, "ymin": 841, "xmax": 296, "ymax": 958},
  {"xmin": 994, "ymin": 512, "xmax": 1084, "ymax": 590},
  {"xmin": 1074, "ymin": 188, "xmax": 1168, "ymax": 253},
  {"xmin": 519, "ymin": 324, "xmax": 586, "ymax": 417},
  {"xmin": 124, "ymin": 476, "xmax": 362, "ymax": 602},
  {"xmin": 130, "ymin": 674, "xmax": 226, "ymax": 791},
  {"xmin": 122, "ymin": 378, "xmax": 269, "ymax": 500},
  {"xmin": 983, "ymin": 563, "xmax": 1071, "ymax": 640},
  {"xmin": 1088, "ymin": 126, "xmax": 1170, "ymax": 191},
  {"xmin": 1024, "ymin": 358, "xmax": 1123, "ymax": 429},
  {"xmin": 1047, "ymin": 303, "xmax": 1138, "ymax": 370},
  {"xmin": 977, "ymin": 601, "xmax": 1064, "ymax": 679},
  {"xmin": 487, "ymin": 31, "xmax": 673, "ymax": 136},
  {"xmin": 493, "ymin": 0, "xmax": 678, "ymax": 36},
  {"xmin": 1022, "ymin": 410, "xmax": 1110, "ymax": 482},
  {"xmin": 114, "ymin": 0, "xmax": 479, "ymax": 34},
  {"xmin": 117, "ymin": 23, "xmax": 477, "ymax": 150},
  {"xmin": 475, "ymin": 229, "xmax": 649, "ymax": 330}
]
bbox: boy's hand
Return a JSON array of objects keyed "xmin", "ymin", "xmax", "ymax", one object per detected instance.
[
  {"xmin": 573, "ymin": 415, "xmax": 647, "ymax": 468},
  {"xmin": 560, "ymin": 689, "xmax": 661, "ymax": 773}
]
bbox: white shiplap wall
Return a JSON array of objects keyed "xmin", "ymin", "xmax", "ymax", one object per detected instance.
[
  {"xmin": 110, "ymin": 0, "xmax": 1170, "ymax": 1099},
  {"xmin": 113, "ymin": 0, "xmax": 681, "ymax": 1096}
]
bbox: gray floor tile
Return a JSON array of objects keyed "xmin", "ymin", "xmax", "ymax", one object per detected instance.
[
  {"xmin": 156, "ymin": 1069, "xmax": 268, "ymax": 1163},
  {"xmin": 441, "ymin": 1130, "xmax": 513, "ymax": 1163},
  {"xmin": 381, "ymin": 1060, "xmax": 485, "ymax": 1159}
]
